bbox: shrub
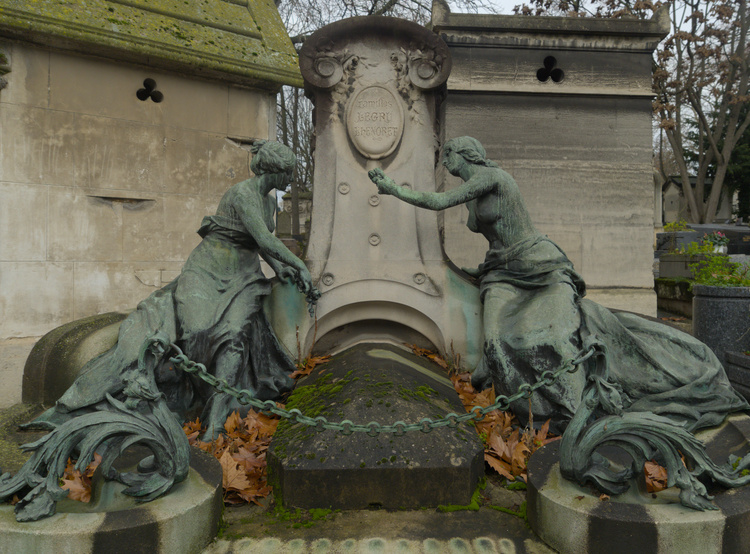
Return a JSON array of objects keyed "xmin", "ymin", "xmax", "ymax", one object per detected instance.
[
  {"xmin": 678, "ymin": 241, "xmax": 715, "ymax": 255},
  {"xmin": 690, "ymin": 255, "xmax": 750, "ymax": 287},
  {"xmin": 664, "ymin": 219, "xmax": 690, "ymax": 232}
]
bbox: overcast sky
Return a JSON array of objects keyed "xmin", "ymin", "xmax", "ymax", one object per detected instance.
[{"xmin": 450, "ymin": 0, "xmax": 522, "ymax": 14}]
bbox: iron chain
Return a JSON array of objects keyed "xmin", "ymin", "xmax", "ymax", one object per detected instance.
[{"xmin": 167, "ymin": 343, "xmax": 595, "ymax": 436}]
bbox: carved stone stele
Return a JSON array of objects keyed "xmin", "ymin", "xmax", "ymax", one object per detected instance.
[{"xmin": 281, "ymin": 16, "xmax": 480, "ymax": 364}]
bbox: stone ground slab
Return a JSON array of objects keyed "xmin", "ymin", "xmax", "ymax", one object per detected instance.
[
  {"xmin": 527, "ymin": 415, "xmax": 750, "ymax": 554},
  {"xmin": 206, "ymin": 535, "xmax": 546, "ymax": 553},
  {"xmin": 267, "ymin": 343, "xmax": 484, "ymax": 510},
  {"xmin": 207, "ymin": 474, "xmax": 550, "ymax": 554}
]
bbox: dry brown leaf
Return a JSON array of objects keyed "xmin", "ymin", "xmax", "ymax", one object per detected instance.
[
  {"xmin": 505, "ymin": 428, "xmax": 520, "ymax": 452},
  {"xmin": 232, "ymin": 482, "xmax": 272, "ymax": 505},
  {"xmin": 291, "ymin": 355, "xmax": 331, "ymax": 379},
  {"xmin": 408, "ymin": 344, "xmax": 432, "ymax": 358},
  {"xmin": 61, "ymin": 471, "xmax": 91, "ymax": 503},
  {"xmin": 599, "ymin": 493, "xmax": 610, "ymax": 501},
  {"xmin": 183, "ymin": 417, "xmax": 202, "ymax": 435},
  {"xmin": 85, "ymin": 452, "xmax": 103, "ymax": 478},
  {"xmin": 59, "ymin": 454, "xmax": 103, "ymax": 503},
  {"xmin": 488, "ymin": 433, "xmax": 510, "ymax": 461},
  {"xmin": 473, "ymin": 388, "xmax": 496, "ymax": 409},
  {"xmin": 233, "ymin": 447, "xmax": 265, "ymax": 471},
  {"xmin": 224, "ymin": 411, "xmax": 243, "ymax": 437},
  {"xmin": 409, "ymin": 345, "xmax": 449, "ymax": 369},
  {"xmin": 219, "ymin": 451, "xmax": 252, "ymax": 493},
  {"xmin": 644, "ymin": 460, "xmax": 669, "ymax": 493},
  {"xmin": 534, "ymin": 419, "xmax": 550, "ymax": 445},
  {"xmin": 192, "ymin": 439, "xmax": 213, "ymax": 453},
  {"xmin": 428, "ymin": 354, "xmax": 448, "ymax": 369},
  {"xmin": 245, "ymin": 410, "xmax": 279, "ymax": 438},
  {"xmin": 485, "ymin": 453, "xmax": 515, "ymax": 481},
  {"xmin": 511, "ymin": 442, "xmax": 531, "ymax": 476}
]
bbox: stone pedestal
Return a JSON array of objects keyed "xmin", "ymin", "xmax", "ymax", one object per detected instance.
[
  {"xmin": 0, "ymin": 447, "xmax": 222, "ymax": 554},
  {"xmin": 725, "ymin": 351, "xmax": 750, "ymax": 401},
  {"xmin": 527, "ymin": 416, "xmax": 750, "ymax": 554},
  {"xmin": 693, "ymin": 285, "xmax": 750, "ymax": 365}
]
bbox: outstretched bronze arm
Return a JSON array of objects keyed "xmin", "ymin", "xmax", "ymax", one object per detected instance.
[{"xmin": 368, "ymin": 167, "xmax": 492, "ymax": 211}]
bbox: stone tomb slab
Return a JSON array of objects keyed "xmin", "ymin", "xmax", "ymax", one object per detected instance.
[{"xmin": 267, "ymin": 343, "xmax": 484, "ymax": 510}]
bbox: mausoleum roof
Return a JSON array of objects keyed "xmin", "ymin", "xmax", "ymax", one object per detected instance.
[{"xmin": 0, "ymin": 0, "xmax": 302, "ymax": 89}]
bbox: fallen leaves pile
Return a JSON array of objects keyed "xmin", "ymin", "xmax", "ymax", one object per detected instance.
[
  {"xmin": 449, "ymin": 370, "xmax": 558, "ymax": 483},
  {"xmin": 185, "ymin": 410, "xmax": 278, "ymax": 505},
  {"xmin": 182, "ymin": 354, "xmax": 332, "ymax": 506},
  {"xmin": 409, "ymin": 345, "xmax": 558, "ymax": 484},
  {"xmin": 410, "ymin": 345, "xmax": 671, "ymax": 494}
]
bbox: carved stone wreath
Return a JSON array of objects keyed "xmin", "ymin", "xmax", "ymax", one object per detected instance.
[{"xmin": 390, "ymin": 44, "xmax": 445, "ymax": 125}]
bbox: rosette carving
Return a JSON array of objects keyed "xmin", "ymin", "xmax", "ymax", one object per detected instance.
[
  {"xmin": 301, "ymin": 43, "xmax": 366, "ymax": 90},
  {"xmin": 391, "ymin": 42, "xmax": 450, "ymax": 92},
  {"xmin": 390, "ymin": 44, "xmax": 449, "ymax": 125},
  {"xmin": 408, "ymin": 48, "xmax": 446, "ymax": 89},
  {"xmin": 310, "ymin": 51, "xmax": 344, "ymax": 89}
]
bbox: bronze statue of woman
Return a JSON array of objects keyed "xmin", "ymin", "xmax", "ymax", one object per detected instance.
[
  {"xmin": 369, "ymin": 136, "xmax": 747, "ymax": 435},
  {"xmin": 31, "ymin": 140, "xmax": 319, "ymax": 440}
]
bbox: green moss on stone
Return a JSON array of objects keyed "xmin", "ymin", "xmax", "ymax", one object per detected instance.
[
  {"xmin": 488, "ymin": 501, "xmax": 528, "ymax": 522},
  {"xmin": 283, "ymin": 372, "xmax": 351, "ymax": 418},
  {"xmin": 506, "ymin": 481, "xmax": 527, "ymax": 491},
  {"xmin": 436, "ymin": 488, "xmax": 482, "ymax": 512},
  {"xmin": 0, "ymin": 0, "xmax": 302, "ymax": 87},
  {"xmin": 397, "ymin": 384, "xmax": 437, "ymax": 402}
]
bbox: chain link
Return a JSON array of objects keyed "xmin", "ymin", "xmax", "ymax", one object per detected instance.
[{"xmin": 167, "ymin": 343, "xmax": 595, "ymax": 436}]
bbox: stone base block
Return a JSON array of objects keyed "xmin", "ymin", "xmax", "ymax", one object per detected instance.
[
  {"xmin": 527, "ymin": 415, "xmax": 750, "ymax": 554},
  {"xmin": 22, "ymin": 312, "xmax": 126, "ymax": 406},
  {"xmin": 654, "ymin": 277, "xmax": 693, "ymax": 318},
  {"xmin": 0, "ymin": 447, "xmax": 222, "ymax": 554}
]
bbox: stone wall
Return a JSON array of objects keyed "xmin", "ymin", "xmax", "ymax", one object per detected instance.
[
  {"xmin": 432, "ymin": 6, "xmax": 668, "ymax": 315},
  {"xmin": 0, "ymin": 41, "xmax": 276, "ymax": 339}
]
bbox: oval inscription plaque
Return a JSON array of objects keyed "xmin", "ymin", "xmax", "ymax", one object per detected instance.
[{"xmin": 346, "ymin": 86, "xmax": 404, "ymax": 160}]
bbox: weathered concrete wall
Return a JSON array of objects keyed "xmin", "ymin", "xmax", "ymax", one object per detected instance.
[
  {"xmin": 433, "ymin": 7, "xmax": 668, "ymax": 315},
  {"xmin": 0, "ymin": 41, "xmax": 276, "ymax": 339}
]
